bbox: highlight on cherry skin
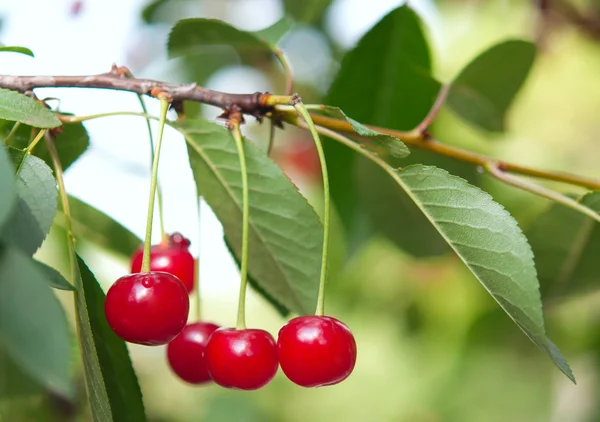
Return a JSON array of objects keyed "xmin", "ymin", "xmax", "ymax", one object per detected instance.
[
  {"xmin": 104, "ymin": 272, "xmax": 189, "ymax": 346},
  {"xmin": 204, "ymin": 328, "xmax": 279, "ymax": 390},
  {"xmin": 131, "ymin": 232, "xmax": 196, "ymax": 293},
  {"xmin": 277, "ymin": 315, "xmax": 357, "ymax": 388},
  {"xmin": 166, "ymin": 322, "xmax": 220, "ymax": 384}
]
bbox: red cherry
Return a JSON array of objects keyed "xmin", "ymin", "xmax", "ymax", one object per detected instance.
[
  {"xmin": 205, "ymin": 328, "xmax": 279, "ymax": 390},
  {"xmin": 277, "ymin": 316, "xmax": 357, "ymax": 387},
  {"xmin": 131, "ymin": 232, "xmax": 195, "ymax": 293},
  {"xmin": 166, "ymin": 322, "xmax": 220, "ymax": 384},
  {"xmin": 104, "ymin": 272, "xmax": 189, "ymax": 345}
]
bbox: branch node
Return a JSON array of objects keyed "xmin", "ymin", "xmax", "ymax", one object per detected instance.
[{"xmin": 290, "ymin": 93, "xmax": 302, "ymax": 105}]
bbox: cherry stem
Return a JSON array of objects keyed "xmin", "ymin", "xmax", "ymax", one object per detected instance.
[
  {"xmin": 45, "ymin": 132, "xmax": 77, "ymax": 284},
  {"xmin": 3, "ymin": 121, "xmax": 21, "ymax": 144},
  {"xmin": 137, "ymin": 95, "xmax": 167, "ymax": 243},
  {"xmin": 25, "ymin": 129, "xmax": 47, "ymax": 154},
  {"xmin": 230, "ymin": 119, "xmax": 250, "ymax": 330},
  {"xmin": 195, "ymin": 197, "xmax": 202, "ymax": 321},
  {"xmin": 141, "ymin": 98, "xmax": 169, "ymax": 273},
  {"xmin": 293, "ymin": 101, "xmax": 330, "ymax": 317}
]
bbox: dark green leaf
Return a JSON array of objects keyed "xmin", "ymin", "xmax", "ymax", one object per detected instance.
[
  {"xmin": 224, "ymin": 237, "xmax": 290, "ymax": 317},
  {"xmin": 0, "ymin": 146, "xmax": 16, "ymax": 230},
  {"xmin": 320, "ymin": 106, "xmax": 410, "ymax": 158},
  {"xmin": 447, "ymin": 40, "xmax": 537, "ymax": 132},
  {"xmin": 1, "ymin": 118, "xmax": 89, "ymax": 170},
  {"xmin": 324, "ymin": 5, "xmax": 443, "ymax": 256},
  {"xmin": 0, "ymin": 246, "xmax": 73, "ymax": 397},
  {"xmin": 283, "ymin": 0, "xmax": 332, "ymax": 23},
  {"xmin": 0, "ymin": 346, "xmax": 42, "ymax": 398},
  {"xmin": 2, "ymin": 147, "xmax": 57, "ymax": 255},
  {"xmin": 141, "ymin": 0, "xmax": 168, "ymax": 23},
  {"xmin": 0, "ymin": 89, "xmax": 61, "ymax": 128},
  {"xmin": 529, "ymin": 192, "xmax": 600, "ymax": 298},
  {"xmin": 178, "ymin": 118, "xmax": 322, "ymax": 315},
  {"xmin": 75, "ymin": 255, "xmax": 146, "ymax": 422},
  {"xmin": 34, "ymin": 260, "xmax": 75, "ymax": 291},
  {"xmin": 56, "ymin": 196, "xmax": 141, "ymax": 259},
  {"xmin": 0, "ymin": 46, "xmax": 34, "ymax": 57},
  {"xmin": 392, "ymin": 164, "xmax": 574, "ymax": 382},
  {"xmin": 168, "ymin": 18, "xmax": 277, "ymax": 60},
  {"xmin": 254, "ymin": 16, "xmax": 294, "ymax": 45}
]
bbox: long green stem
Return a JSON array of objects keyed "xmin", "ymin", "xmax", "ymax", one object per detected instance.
[
  {"xmin": 195, "ymin": 196, "xmax": 202, "ymax": 321},
  {"xmin": 25, "ymin": 129, "xmax": 47, "ymax": 154},
  {"xmin": 59, "ymin": 111, "xmax": 156, "ymax": 124},
  {"xmin": 45, "ymin": 133, "xmax": 77, "ymax": 284},
  {"xmin": 4, "ymin": 121, "xmax": 21, "ymax": 144},
  {"xmin": 141, "ymin": 99, "xmax": 169, "ymax": 273},
  {"xmin": 485, "ymin": 163, "xmax": 600, "ymax": 223},
  {"xmin": 294, "ymin": 102, "xmax": 330, "ymax": 317},
  {"xmin": 231, "ymin": 121, "xmax": 250, "ymax": 330}
]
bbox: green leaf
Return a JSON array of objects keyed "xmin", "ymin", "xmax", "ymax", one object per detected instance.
[
  {"xmin": 324, "ymin": 5, "xmax": 443, "ymax": 256},
  {"xmin": 0, "ymin": 346, "xmax": 41, "ymax": 398},
  {"xmin": 0, "ymin": 146, "xmax": 16, "ymax": 230},
  {"xmin": 224, "ymin": 237, "xmax": 290, "ymax": 317},
  {"xmin": 283, "ymin": 0, "xmax": 332, "ymax": 23},
  {"xmin": 168, "ymin": 18, "xmax": 278, "ymax": 61},
  {"xmin": 177, "ymin": 118, "xmax": 322, "ymax": 315},
  {"xmin": 320, "ymin": 107, "xmax": 410, "ymax": 158},
  {"xmin": 2, "ymin": 147, "xmax": 57, "ymax": 255},
  {"xmin": 57, "ymin": 196, "xmax": 141, "ymax": 259},
  {"xmin": 0, "ymin": 46, "xmax": 34, "ymax": 57},
  {"xmin": 1, "ymin": 118, "xmax": 90, "ymax": 170},
  {"xmin": 254, "ymin": 16, "xmax": 294, "ymax": 45},
  {"xmin": 391, "ymin": 164, "xmax": 574, "ymax": 382},
  {"xmin": 0, "ymin": 89, "xmax": 61, "ymax": 128},
  {"xmin": 0, "ymin": 246, "xmax": 73, "ymax": 397},
  {"xmin": 141, "ymin": 0, "xmax": 168, "ymax": 23},
  {"xmin": 528, "ymin": 192, "xmax": 600, "ymax": 298},
  {"xmin": 74, "ymin": 255, "xmax": 146, "ymax": 421},
  {"xmin": 33, "ymin": 260, "xmax": 75, "ymax": 291},
  {"xmin": 447, "ymin": 40, "xmax": 537, "ymax": 132}
]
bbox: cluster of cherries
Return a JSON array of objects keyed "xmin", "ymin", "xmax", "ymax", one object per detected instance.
[{"xmin": 104, "ymin": 233, "xmax": 357, "ymax": 390}]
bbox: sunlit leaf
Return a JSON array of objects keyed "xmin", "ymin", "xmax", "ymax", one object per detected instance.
[
  {"xmin": 254, "ymin": 16, "xmax": 294, "ymax": 45},
  {"xmin": 528, "ymin": 192, "xmax": 600, "ymax": 298},
  {"xmin": 392, "ymin": 164, "xmax": 574, "ymax": 381},
  {"xmin": 0, "ymin": 89, "xmax": 61, "ymax": 128},
  {"xmin": 0, "ymin": 246, "xmax": 73, "ymax": 397},
  {"xmin": 34, "ymin": 260, "xmax": 75, "ymax": 291},
  {"xmin": 0, "ymin": 46, "xmax": 34, "ymax": 57},
  {"xmin": 74, "ymin": 255, "xmax": 146, "ymax": 422},
  {"xmin": 178, "ymin": 118, "xmax": 322, "ymax": 315},
  {"xmin": 283, "ymin": 0, "xmax": 332, "ymax": 23},
  {"xmin": 447, "ymin": 40, "xmax": 536, "ymax": 132}
]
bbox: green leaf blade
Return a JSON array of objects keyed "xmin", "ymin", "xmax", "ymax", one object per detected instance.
[
  {"xmin": 178, "ymin": 118, "xmax": 322, "ymax": 315},
  {"xmin": 0, "ymin": 46, "xmax": 34, "ymax": 57},
  {"xmin": 75, "ymin": 255, "xmax": 146, "ymax": 422},
  {"xmin": 394, "ymin": 164, "xmax": 574, "ymax": 382},
  {"xmin": 0, "ymin": 146, "xmax": 16, "ymax": 230},
  {"xmin": 0, "ymin": 89, "xmax": 61, "ymax": 128},
  {"xmin": 448, "ymin": 40, "xmax": 537, "ymax": 132},
  {"xmin": 0, "ymin": 246, "xmax": 73, "ymax": 397},
  {"xmin": 34, "ymin": 260, "xmax": 75, "ymax": 291}
]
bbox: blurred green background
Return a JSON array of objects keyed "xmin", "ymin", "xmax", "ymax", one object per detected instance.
[{"xmin": 3, "ymin": 0, "xmax": 600, "ymax": 421}]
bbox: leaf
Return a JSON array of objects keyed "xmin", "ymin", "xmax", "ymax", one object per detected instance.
[
  {"xmin": 0, "ymin": 89, "xmax": 61, "ymax": 128},
  {"xmin": 324, "ymin": 5, "xmax": 444, "ymax": 256},
  {"xmin": 320, "ymin": 106, "xmax": 410, "ymax": 158},
  {"xmin": 0, "ymin": 346, "xmax": 41, "ymax": 398},
  {"xmin": 34, "ymin": 260, "xmax": 75, "ymax": 291},
  {"xmin": 254, "ymin": 16, "xmax": 294, "ymax": 46},
  {"xmin": 0, "ymin": 46, "xmax": 34, "ymax": 57},
  {"xmin": 57, "ymin": 195, "xmax": 141, "ymax": 259},
  {"xmin": 528, "ymin": 192, "xmax": 600, "ymax": 298},
  {"xmin": 447, "ymin": 40, "xmax": 537, "ymax": 132},
  {"xmin": 1, "ymin": 118, "xmax": 90, "ymax": 170},
  {"xmin": 177, "ymin": 118, "xmax": 322, "ymax": 315},
  {"xmin": 2, "ymin": 147, "xmax": 57, "ymax": 255},
  {"xmin": 74, "ymin": 255, "xmax": 146, "ymax": 421},
  {"xmin": 391, "ymin": 164, "xmax": 574, "ymax": 381},
  {"xmin": 0, "ymin": 146, "xmax": 16, "ymax": 230},
  {"xmin": 0, "ymin": 246, "xmax": 73, "ymax": 397},
  {"xmin": 283, "ymin": 0, "xmax": 332, "ymax": 23},
  {"xmin": 224, "ymin": 237, "xmax": 290, "ymax": 317},
  {"xmin": 141, "ymin": 0, "xmax": 168, "ymax": 23},
  {"xmin": 168, "ymin": 18, "xmax": 278, "ymax": 61}
]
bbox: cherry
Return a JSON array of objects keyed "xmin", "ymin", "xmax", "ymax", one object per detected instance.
[
  {"xmin": 277, "ymin": 316, "xmax": 357, "ymax": 387},
  {"xmin": 166, "ymin": 322, "xmax": 220, "ymax": 384},
  {"xmin": 104, "ymin": 272, "xmax": 189, "ymax": 345},
  {"xmin": 204, "ymin": 328, "xmax": 279, "ymax": 390},
  {"xmin": 131, "ymin": 232, "xmax": 195, "ymax": 293}
]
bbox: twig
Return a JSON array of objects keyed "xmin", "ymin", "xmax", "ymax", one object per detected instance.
[{"xmin": 413, "ymin": 83, "xmax": 450, "ymax": 135}]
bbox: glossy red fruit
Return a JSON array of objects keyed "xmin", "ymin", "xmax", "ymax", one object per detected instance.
[
  {"xmin": 205, "ymin": 328, "xmax": 279, "ymax": 390},
  {"xmin": 131, "ymin": 232, "xmax": 195, "ymax": 293},
  {"xmin": 277, "ymin": 316, "xmax": 357, "ymax": 387},
  {"xmin": 104, "ymin": 272, "xmax": 189, "ymax": 345},
  {"xmin": 166, "ymin": 322, "xmax": 220, "ymax": 384}
]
